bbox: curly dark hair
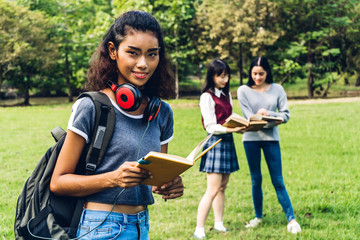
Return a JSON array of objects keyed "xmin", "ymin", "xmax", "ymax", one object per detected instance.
[
  {"xmin": 201, "ymin": 59, "xmax": 231, "ymax": 95},
  {"xmin": 86, "ymin": 10, "xmax": 175, "ymax": 99}
]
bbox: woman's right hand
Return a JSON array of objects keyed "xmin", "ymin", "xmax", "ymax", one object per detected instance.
[
  {"xmin": 257, "ymin": 108, "xmax": 269, "ymax": 116},
  {"xmin": 110, "ymin": 162, "xmax": 152, "ymax": 188}
]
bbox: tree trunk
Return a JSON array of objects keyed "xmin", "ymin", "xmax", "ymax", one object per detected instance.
[
  {"xmin": 355, "ymin": 73, "xmax": 360, "ymax": 87},
  {"xmin": 174, "ymin": 28, "xmax": 179, "ymax": 99},
  {"xmin": 175, "ymin": 61, "xmax": 179, "ymax": 99},
  {"xmin": 0, "ymin": 66, "xmax": 3, "ymax": 91},
  {"xmin": 321, "ymin": 81, "xmax": 331, "ymax": 98},
  {"xmin": 198, "ymin": 65, "xmax": 202, "ymax": 81},
  {"xmin": 307, "ymin": 48, "xmax": 314, "ymax": 98},
  {"xmin": 279, "ymin": 74, "xmax": 289, "ymax": 85},
  {"xmin": 321, "ymin": 55, "xmax": 333, "ymax": 98},
  {"xmin": 65, "ymin": 50, "xmax": 73, "ymax": 102},
  {"xmin": 307, "ymin": 66, "xmax": 314, "ymax": 99},
  {"xmin": 342, "ymin": 32, "xmax": 349, "ymax": 85},
  {"xmin": 238, "ymin": 43, "xmax": 243, "ymax": 86},
  {"xmin": 24, "ymin": 75, "xmax": 30, "ymax": 105}
]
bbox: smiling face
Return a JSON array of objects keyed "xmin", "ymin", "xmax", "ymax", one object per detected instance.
[
  {"xmin": 213, "ymin": 71, "xmax": 229, "ymax": 89},
  {"xmin": 108, "ymin": 30, "xmax": 160, "ymax": 87},
  {"xmin": 251, "ymin": 66, "xmax": 268, "ymax": 87}
]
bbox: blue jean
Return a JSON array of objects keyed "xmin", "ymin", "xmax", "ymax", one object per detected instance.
[
  {"xmin": 76, "ymin": 208, "xmax": 149, "ymax": 240},
  {"xmin": 243, "ymin": 141, "xmax": 295, "ymax": 222}
]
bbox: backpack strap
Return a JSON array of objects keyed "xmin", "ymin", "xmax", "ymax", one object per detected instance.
[
  {"xmin": 51, "ymin": 126, "xmax": 66, "ymax": 142},
  {"xmin": 69, "ymin": 91, "xmax": 115, "ymax": 232},
  {"xmin": 77, "ymin": 91, "xmax": 115, "ymax": 175}
]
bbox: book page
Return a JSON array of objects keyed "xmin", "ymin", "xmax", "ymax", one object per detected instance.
[
  {"xmin": 261, "ymin": 116, "xmax": 284, "ymax": 122},
  {"xmin": 229, "ymin": 113, "xmax": 248, "ymax": 122},
  {"xmin": 137, "ymin": 135, "xmax": 220, "ymax": 186},
  {"xmin": 185, "ymin": 134, "xmax": 213, "ymax": 161},
  {"xmin": 142, "ymin": 152, "xmax": 192, "ymax": 164},
  {"xmin": 249, "ymin": 114, "xmax": 283, "ymax": 122},
  {"xmin": 138, "ymin": 133, "xmax": 215, "ymax": 169},
  {"xmin": 222, "ymin": 113, "xmax": 249, "ymax": 128},
  {"xmin": 247, "ymin": 121, "xmax": 267, "ymax": 131},
  {"xmin": 192, "ymin": 138, "xmax": 222, "ymax": 162},
  {"xmin": 138, "ymin": 152, "xmax": 193, "ymax": 186}
]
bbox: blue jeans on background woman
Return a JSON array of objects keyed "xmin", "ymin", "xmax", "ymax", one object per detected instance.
[{"xmin": 243, "ymin": 141, "xmax": 295, "ymax": 222}]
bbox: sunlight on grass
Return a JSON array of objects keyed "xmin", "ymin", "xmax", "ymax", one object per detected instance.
[{"xmin": 1, "ymin": 100, "xmax": 359, "ymax": 239}]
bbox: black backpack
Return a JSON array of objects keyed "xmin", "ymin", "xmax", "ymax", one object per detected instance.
[{"xmin": 14, "ymin": 92, "xmax": 115, "ymax": 240}]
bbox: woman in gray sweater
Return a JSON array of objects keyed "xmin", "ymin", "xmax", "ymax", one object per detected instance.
[{"xmin": 237, "ymin": 57, "xmax": 301, "ymax": 234}]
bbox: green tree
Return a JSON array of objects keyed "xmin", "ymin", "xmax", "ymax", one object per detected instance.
[
  {"xmin": 0, "ymin": 0, "xmax": 17, "ymax": 90},
  {"xmin": 0, "ymin": 0, "xmax": 59, "ymax": 105},
  {"xmin": 18, "ymin": 0, "xmax": 113, "ymax": 101},
  {"xmin": 196, "ymin": 0, "xmax": 282, "ymax": 85},
  {"xmin": 274, "ymin": 0, "xmax": 358, "ymax": 98},
  {"xmin": 338, "ymin": 0, "xmax": 360, "ymax": 87},
  {"xmin": 54, "ymin": 0, "xmax": 113, "ymax": 101}
]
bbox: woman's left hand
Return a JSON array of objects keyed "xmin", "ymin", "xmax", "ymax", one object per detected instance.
[{"xmin": 152, "ymin": 176, "xmax": 184, "ymax": 200}]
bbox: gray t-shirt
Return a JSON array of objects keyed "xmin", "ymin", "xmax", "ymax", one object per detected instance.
[
  {"xmin": 237, "ymin": 83, "xmax": 290, "ymax": 141},
  {"xmin": 68, "ymin": 95, "xmax": 174, "ymax": 205}
]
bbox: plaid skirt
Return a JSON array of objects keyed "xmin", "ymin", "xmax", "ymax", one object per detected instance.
[{"xmin": 199, "ymin": 133, "xmax": 239, "ymax": 173}]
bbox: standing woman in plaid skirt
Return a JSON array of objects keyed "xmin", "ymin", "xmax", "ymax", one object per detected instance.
[{"xmin": 193, "ymin": 59, "xmax": 244, "ymax": 239}]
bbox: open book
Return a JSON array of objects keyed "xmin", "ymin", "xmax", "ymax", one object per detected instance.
[
  {"xmin": 248, "ymin": 114, "xmax": 284, "ymax": 123},
  {"xmin": 222, "ymin": 113, "xmax": 283, "ymax": 131},
  {"xmin": 136, "ymin": 134, "xmax": 221, "ymax": 186}
]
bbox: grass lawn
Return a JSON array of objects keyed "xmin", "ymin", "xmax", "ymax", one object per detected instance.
[{"xmin": 0, "ymin": 98, "xmax": 359, "ymax": 239}]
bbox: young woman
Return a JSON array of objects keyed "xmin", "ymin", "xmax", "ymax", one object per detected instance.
[
  {"xmin": 237, "ymin": 57, "xmax": 301, "ymax": 234},
  {"xmin": 50, "ymin": 11, "xmax": 184, "ymax": 239},
  {"xmin": 193, "ymin": 59, "xmax": 244, "ymax": 239}
]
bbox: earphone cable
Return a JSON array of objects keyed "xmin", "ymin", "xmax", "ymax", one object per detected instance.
[
  {"xmin": 137, "ymin": 120, "xmax": 150, "ymax": 161},
  {"xmin": 27, "ymin": 121, "xmax": 151, "ymax": 240}
]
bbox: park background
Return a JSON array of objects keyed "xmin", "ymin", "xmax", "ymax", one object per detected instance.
[
  {"xmin": 1, "ymin": 0, "xmax": 360, "ymax": 104},
  {"xmin": 1, "ymin": 0, "xmax": 360, "ymax": 239}
]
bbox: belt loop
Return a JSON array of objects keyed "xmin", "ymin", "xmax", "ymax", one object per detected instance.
[
  {"xmin": 138, "ymin": 209, "xmax": 146, "ymax": 222},
  {"xmin": 123, "ymin": 213, "xmax": 128, "ymax": 224},
  {"xmin": 122, "ymin": 213, "xmax": 128, "ymax": 231},
  {"xmin": 137, "ymin": 211, "xmax": 141, "ymax": 222},
  {"xmin": 80, "ymin": 208, "xmax": 86, "ymax": 223},
  {"xmin": 145, "ymin": 209, "xmax": 149, "ymax": 226}
]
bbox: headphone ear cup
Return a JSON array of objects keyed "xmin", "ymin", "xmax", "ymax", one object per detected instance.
[
  {"xmin": 144, "ymin": 96, "xmax": 161, "ymax": 122},
  {"xmin": 115, "ymin": 83, "xmax": 142, "ymax": 112}
]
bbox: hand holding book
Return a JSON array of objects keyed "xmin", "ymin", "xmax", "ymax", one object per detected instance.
[
  {"xmin": 222, "ymin": 113, "xmax": 284, "ymax": 132},
  {"xmin": 226, "ymin": 125, "xmax": 247, "ymax": 133},
  {"xmin": 136, "ymin": 134, "xmax": 221, "ymax": 186},
  {"xmin": 152, "ymin": 175, "xmax": 184, "ymax": 201},
  {"xmin": 249, "ymin": 113, "xmax": 284, "ymax": 125},
  {"xmin": 252, "ymin": 108, "xmax": 284, "ymax": 125}
]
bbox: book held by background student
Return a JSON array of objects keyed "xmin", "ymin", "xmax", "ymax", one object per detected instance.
[
  {"xmin": 222, "ymin": 113, "xmax": 283, "ymax": 131},
  {"xmin": 136, "ymin": 134, "xmax": 221, "ymax": 186}
]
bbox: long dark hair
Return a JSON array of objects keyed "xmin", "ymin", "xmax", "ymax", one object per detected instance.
[
  {"xmin": 201, "ymin": 59, "xmax": 231, "ymax": 95},
  {"xmin": 247, "ymin": 57, "xmax": 273, "ymax": 86},
  {"xmin": 86, "ymin": 10, "xmax": 175, "ymax": 99}
]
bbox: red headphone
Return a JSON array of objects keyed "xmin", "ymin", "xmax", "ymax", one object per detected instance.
[{"xmin": 108, "ymin": 81, "xmax": 161, "ymax": 122}]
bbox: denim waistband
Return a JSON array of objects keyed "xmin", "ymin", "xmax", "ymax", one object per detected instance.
[{"xmin": 82, "ymin": 208, "xmax": 148, "ymax": 224}]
